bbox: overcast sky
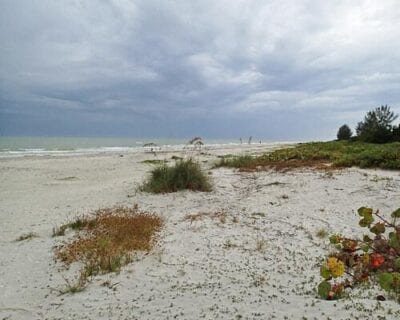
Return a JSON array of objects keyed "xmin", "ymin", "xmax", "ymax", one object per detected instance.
[{"xmin": 1, "ymin": 0, "xmax": 400, "ymax": 140}]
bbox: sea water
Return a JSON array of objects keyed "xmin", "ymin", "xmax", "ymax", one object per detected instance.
[{"xmin": 0, "ymin": 136, "xmax": 265, "ymax": 158}]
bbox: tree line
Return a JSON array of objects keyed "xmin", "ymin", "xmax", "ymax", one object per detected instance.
[{"xmin": 337, "ymin": 105, "xmax": 400, "ymax": 143}]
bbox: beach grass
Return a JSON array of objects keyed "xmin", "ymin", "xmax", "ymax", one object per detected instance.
[
  {"xmin": 55, "ymin": 206, "xmax": 163, "ymax": 285},
  {"xmin": 15, "ymin": 232, "xmax": 39, "ymax": 242},
  {"xmin": 216, "ymin": 141, "xmax": 400, "ymax": 171},
  {"xmin": 140, "ymin": 159, "xmax": 167, "ymax": 165},
  {"xmin": 140, "ymin": 159, "xmax": 212, "ymax": 193}
]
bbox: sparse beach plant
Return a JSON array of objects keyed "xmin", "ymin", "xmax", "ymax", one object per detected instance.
[
  {"xmin": 52, "ymin": 215, "xmax": 94, "ymax": 237},
  {"xmin": 15, "ymin": 232, "xmax": 39, "ymax": 241},
  {"xmin": 54, "ymin": 206, "xmax": 163, "ymax": 288},
  {"xmin": 140, "ymin": 159, "xmax": 211, "ymax": 193},
  {"xmin": 317, "ymin": 207, "xmax": 400, "ymax": 302},
  {"xmin": 141, "ymin": 159, "xmax": 166, "ymax": 165},
  {"xmin": 316, "ymin": 229, "xmax": 328, "ymax": 239}
]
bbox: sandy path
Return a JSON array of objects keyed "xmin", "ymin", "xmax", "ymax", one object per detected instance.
[{"xmin": 1, "ymin": 145, "xmax": 400, "ymax": 319}]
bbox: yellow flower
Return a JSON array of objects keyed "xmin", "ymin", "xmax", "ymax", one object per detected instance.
[
  {"xmin": 326, "ymin": 257, "xmax": 345, "ymax": 278},
  {"xmin": 361, "ymin": 253, "xmax": 370, "ymax": 266}
]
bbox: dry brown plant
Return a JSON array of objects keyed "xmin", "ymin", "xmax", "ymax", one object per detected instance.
[{"xmin": 55, "ymin": 206, "xmax": 163, "ymax": 280}]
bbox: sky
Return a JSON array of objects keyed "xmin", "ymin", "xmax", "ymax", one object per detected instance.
[{"xmin": 1, "ymin": 0, "xmax": 400, "ymax": 141}]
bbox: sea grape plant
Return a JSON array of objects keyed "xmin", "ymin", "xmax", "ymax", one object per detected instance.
[{"xmin": 318, "ymin": 207, "xmax": 400, "ymax": 301}]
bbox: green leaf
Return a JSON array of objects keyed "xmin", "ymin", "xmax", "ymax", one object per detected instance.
[
  {"xmin": 363, "ymin": 235, "xmax": 372, "ymax": 243},
  {"xmin": 394, "ymin": 258, "xmax": 400, "ymax": 271},
  {"xmin": 370, "ymin": 223, "xmax": 385, "ymax": 235},
  {"xmin": 392, "ymin": 273, "xmax": 400, "ymax": 289},
  {"xmin": 318, "ymin": 281, "xmax": 331, "ymax": 299},
  {"xmin": 358, "ymin": 207, "xmax": 373, "ymax": 217},
  {"xmin": 389, "ymin": 232, "xmax": 400, "ymax": 249},
  {"xmin": 320, "ymin": 265, "xmax": 331, "ymax": 279},
  {"xmin": 334, "ymin": 244, "xmax": 342, "ymax": 250},
  {"xmin": 359, "ymin": 217, "xmax": 374, "ymax": 227},
  {"xmin": 391, "ymin": 208, "xmax": 400, "ymax": 218},
  {"xmin": 378, "ymin": 273, "xmax": 393, "ymax": 291},
  {"xmin": 359, "ymin": 209, "xmax": 374, "ymax": 227},
  {"xmin": 361, "ymin": 244, "xmax": 370, "ymax": 253},
  {"xmin": 359, "ymin": 219, "xmax": 368, "ymax": 227},
  {"xmin": 329, "ymin": 235, "xmax": 340, "ymax": 244}
]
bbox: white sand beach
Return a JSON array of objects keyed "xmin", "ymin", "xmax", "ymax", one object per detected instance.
[{"xmin": 1, "ymin": 144, "xmax": 400, "ymax": 320}]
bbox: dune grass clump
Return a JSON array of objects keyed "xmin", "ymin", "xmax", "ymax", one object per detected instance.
[
  {"xmin": 140, "ymin": 159, "xmax": 212, "ymax": 193},
  {"xmin": 54, "ymin": 206, "xmax": 163, "ymax": 287},
  {"xmin": 216, "ymin": 141, "xmax": 400, "ymax": 171}
]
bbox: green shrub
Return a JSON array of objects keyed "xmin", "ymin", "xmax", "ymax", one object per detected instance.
[
  {"xmin": 393, "ymin": 125, "xmax": 400, "ymax": 142},
  {"xmin": 141, "ymin": 159, "xmax": 212, "ymax": 193},
  {"xmin": 356, "ymin": 105, "xmax": 398, "ymax": 143},
  {"xmin": 337, "ymin": 124, "xmax": 352, "ymax": 140}
]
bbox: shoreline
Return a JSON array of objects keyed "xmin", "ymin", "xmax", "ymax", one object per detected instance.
[
  {"xmin": 1, "ymin": 143, "xmax": 399, "ymax": 319},
  {"xmin": 0, "ymin": 142, "xmax": 296, "ymax": 160}
]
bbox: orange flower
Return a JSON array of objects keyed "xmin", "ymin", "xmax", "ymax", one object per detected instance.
[{"xmin": 370, "ymin": 253, "xmax": 384, "ymax": 268}]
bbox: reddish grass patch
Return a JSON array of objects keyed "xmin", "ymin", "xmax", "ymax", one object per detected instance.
[{"xmin": 55, "ymin": 206, "xmax": 163, "ymax": 279}]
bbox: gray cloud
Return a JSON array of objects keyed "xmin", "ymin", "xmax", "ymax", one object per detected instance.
[{"xmin": 1, "ymin": 0, "xmax": 400, "ymax": 140}]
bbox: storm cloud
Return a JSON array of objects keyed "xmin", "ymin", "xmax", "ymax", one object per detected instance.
[{"xmin": 1, "ymin": 0, "xmax": 400, "ymax": 140}]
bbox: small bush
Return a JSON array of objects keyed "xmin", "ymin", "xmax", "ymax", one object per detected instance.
[
  {"xmin": 140, "ymin": 159, "xmax": 212, "ymax": 193},
  {"xmin": 317, "ymin": 207, "xmax": 400, "ymax": 301},
  {"xmin": 337, "ymin": 124, "xmax": 352, "ymax": 140}
]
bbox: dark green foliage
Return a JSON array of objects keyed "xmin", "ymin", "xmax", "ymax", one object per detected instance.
[
  {"xmin": 393, "ymin": 124, "xmax": 400, "ymax": 142},
  {"xmin": 217, "ymin": 141, "xmax": 400, "ymax": 170},
  {"xmin": 356, "ymin": 105, "xmax": 398, "ymax": 143},
  {"xmin": 337, "ymin": 124, "xmax": 352, "ymax": 140},
  {"xmin": 141, "ymin": 159, "xmax": 166, "ymax": 165},
  {"xmin": 141, "ymin": 159, "xmax": 212, "ymax": 193}
]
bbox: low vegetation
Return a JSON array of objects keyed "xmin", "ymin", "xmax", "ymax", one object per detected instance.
[
  {"xmin": 15, "ymin": 232, "xmax": 39, "ymax": 241},
  {"xmin": 140, "ymin": 159, "xmax": 212, "ymax": 193},
  {"xmin": 141, "ymin": 159, "xmax": 166, "ymax": 165},
  {"xmin": 54, "ymin": 206, "xmax": 163, "ymax": 289},
  {"xmin": 216, "ymin": 141, "xmax": 400, "ymax": 171},
  {"xmin": 318, "ymin": 207, "xmax": 400, "ymax": 302},
  {"xmin": 52, "ymin": 216, "xmax": 96, "ymax": 237}
]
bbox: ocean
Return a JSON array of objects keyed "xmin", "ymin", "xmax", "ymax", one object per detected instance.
[{"xmin": 0, "ymin": 136, "xmax": 259, "ymax": 158}]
